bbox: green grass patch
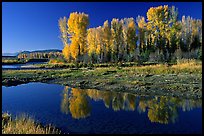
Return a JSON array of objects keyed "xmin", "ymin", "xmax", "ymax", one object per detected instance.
[{"xmin": 2, "ymin": 59, "xmax": 202, "ymax": 99}]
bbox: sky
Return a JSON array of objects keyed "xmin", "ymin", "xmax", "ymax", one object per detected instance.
[{"xmin": 2, "ymin": 2, "xmax": 202, "ymax": 53}]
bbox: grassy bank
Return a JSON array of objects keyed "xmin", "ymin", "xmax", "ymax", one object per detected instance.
[
  {"xmin": 2, "ymin": 59, "xmax": 202, "ymax": 99},
  {"xmin": 2, "ymin": 59, "xmax": 25, "ymax": 64},
  {"xmin": 2, "ymin": 113, "xmax": 60, "ymax": 134},
  {"xmin": 2, "ymin": 58, "xmax": 48, "ymax": 65},
  {"xmin": 36, "ymin": 61, "xmax": 140, "ymax": 69}
]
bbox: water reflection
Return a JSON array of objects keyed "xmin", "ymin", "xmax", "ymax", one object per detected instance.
[
  {"xmin": 61, "ymin": 86, "xmax": 202, "ymax": 124},
  {"xmin": 61, "ymin": 86, "xmax": 91, "ymax": 119}
]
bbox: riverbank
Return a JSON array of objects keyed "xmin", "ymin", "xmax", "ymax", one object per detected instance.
[
  {"xmin": 2, "ymin": 60, "xmax": 202, "ymax": 99},
  {"xmin": 2, "ymin": 113, "xmax": 61, "ymax": 134},
  {"xmin": 2, "ymin": 58, "xmax": 49, "ymax": 65}
]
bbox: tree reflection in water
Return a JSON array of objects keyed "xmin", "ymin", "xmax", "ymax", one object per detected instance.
[
  {"xmin": 61, "ymin": 86, "xmax": 202, "ymax": 123},
  {"xmin": 61, "ymin": 86, "xmax": 91, "ymax": 119},
  {"xmin": 61, "ymin": 86, "xmax": 71, "ymax": 114}
]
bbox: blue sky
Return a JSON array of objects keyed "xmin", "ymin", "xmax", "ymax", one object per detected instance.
[{"xmin": 2, "ymin": 2, "xmax": 202, "ymax": 53}]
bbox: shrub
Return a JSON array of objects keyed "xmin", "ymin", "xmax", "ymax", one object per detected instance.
[
  {"xmin": 2, "ymin": 113, "xmax": 61, "ymax": 134},
  {"xmin": 49, "ymin": 58, "xmax": 65, "ymax": 64},
  {"xmin": 140, "ymin": 50, "xmax": 150, "ymax": 63}
]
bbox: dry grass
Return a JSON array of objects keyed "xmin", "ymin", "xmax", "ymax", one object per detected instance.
[
  {"xmin": 172, "ymin": 59, "xmax": 202, "ymax": 71},
  {"xmin": 2, "ymin": 113, "xmax": 61, "ymax": 134},
  {"xmin": 49, "ymin": 58, "xmax": 65, "ymax": 64},
  {"xmin": 2, "ymin": 59, "xmax": 20, "ymax": 64},
  {"xmin": 124, "ymin": 59, "xmax": 202, "ymax": 75}
]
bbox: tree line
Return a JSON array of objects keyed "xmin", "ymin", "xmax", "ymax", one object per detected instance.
[
  {"xmin": 17, "ymin": 52, "xmax": 63, "ymax": 59},
  {"xmin": 59, "ymin": 5, "xmax": 202, "ymax": 63}
]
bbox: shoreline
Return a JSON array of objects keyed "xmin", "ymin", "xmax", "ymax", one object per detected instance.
[{"xmin": 2, "ymin": 62, "xmax": 202, "ymax": 99}]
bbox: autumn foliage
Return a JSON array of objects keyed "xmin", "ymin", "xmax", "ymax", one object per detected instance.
[{"xmin": 59, "ymin": 6, "xmax": 202, "ymax": 63}]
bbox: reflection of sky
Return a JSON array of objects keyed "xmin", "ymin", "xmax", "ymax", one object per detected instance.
[
  {"xmin": 2, "ymin": 65, "xmax": 21, "ymax": 69},
  {"xmin": 2, "ymin": 62, "xmax": 47, "ymax": 69},
  {"xmin": 2, "ymin": 83, "xmax": 202, "ymax": 134}
]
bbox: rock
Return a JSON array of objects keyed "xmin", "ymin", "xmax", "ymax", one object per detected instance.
[
  {"xmin": 115, "ymin": 74, "xmax": 122, "ymax": 78},
  {"xmin": 79, "ymin": 80, "xmax": 87, "ymax": 85},
  {"xmin": 146, "ymin": 86, "xmax": 151, "ymax": 89},
  {"xmin": 193, "ymin": 86, "xmax": 199, "ymax": 89},
  {"xmin": 94, "ymin": 82, "xmax": 100, "ymax": 85},
  {"xmin": 145, "ymin": 74, "xmax": 153, "ymax": 77},
  {"xmin": 87, "ymin": 67, "xmax": 94, "ymax": 70}
]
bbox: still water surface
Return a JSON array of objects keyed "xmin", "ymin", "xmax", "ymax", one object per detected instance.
[
  {"xmin": 2, "ymin": 62, "xmax": 47, "ymax": 69},
  {"xmin": 2, "ymin": 83, "xmax": 202, "ymax": 134}
]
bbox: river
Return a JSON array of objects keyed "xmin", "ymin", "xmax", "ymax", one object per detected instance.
[{"xmin": 2, "ymin": 82, "xmax": 202, "ymax": 134}]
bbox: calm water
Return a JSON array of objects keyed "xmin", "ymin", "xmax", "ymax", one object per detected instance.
[
  {"xmin": 2, "ymin": 62, "xmax": 47, "ymax": 69},
  {"xmin": 2, "ymin": 83, "xmax": 202, "ymax": 134}
]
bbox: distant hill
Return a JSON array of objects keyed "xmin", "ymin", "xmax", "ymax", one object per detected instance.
[
  {"xmin": 19, "ymin": 49, "xmax": 62, "ymax": 54},
  {"xmin": 2, "ymin": 49, "xmax": 62, "ymax": 58},
  {"xmin": 3, "ymin": 49, "xmax": 62, "ymax": 56}
]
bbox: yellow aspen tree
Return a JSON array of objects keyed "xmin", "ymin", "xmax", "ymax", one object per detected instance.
[
  {"xmin": 59, "ymin": 17, "xmax": 70, "ymax": 62},
  {"xmin": 102, "ymin": 20, "xmax": 112, "ymax": 62},
  {"xmin": 146, "ymin": 5, "xmax": 171, "ymax": 60},
  {"xmin": 127, "ymin": 18, "xmax": 137, "ymax": 60},
  {"xmin": 95, "ymin": 26, "xmax": 103, "ymax": 62},
  {"xmin": 87, "ymin": 28, "xmax": 97, "ymax": 63},
  {"xmin": 122, "ymin": 18, "xmax": 137, "ymax": 61},
  {"xmin": 190, "ymin": 19, "xmax": 202, "ymax": 50},
  {"xmin": 136, "ymin": 16, "xmax": 146, "ymax": 53},
  {"xmin": 69, "ymin": 37, "xmax": 79, "ymax": 61},
  {"xmin": 62, "ymin": 44, "xmax": 71, "ymax": 62},
  {"xmin": 67, "ymin": 12, "xmax": 89, "ymax": 62},
  {"xmin": 166, "ymin": 6, "xmax": 181, "ymax": 60},
  {"xmin": 121, "ymin": 18, "xmax": 128, "ymax": 61},
  {"xmin": 111, "ymin": 18, "xmax": 123, "ymax": 62}
]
